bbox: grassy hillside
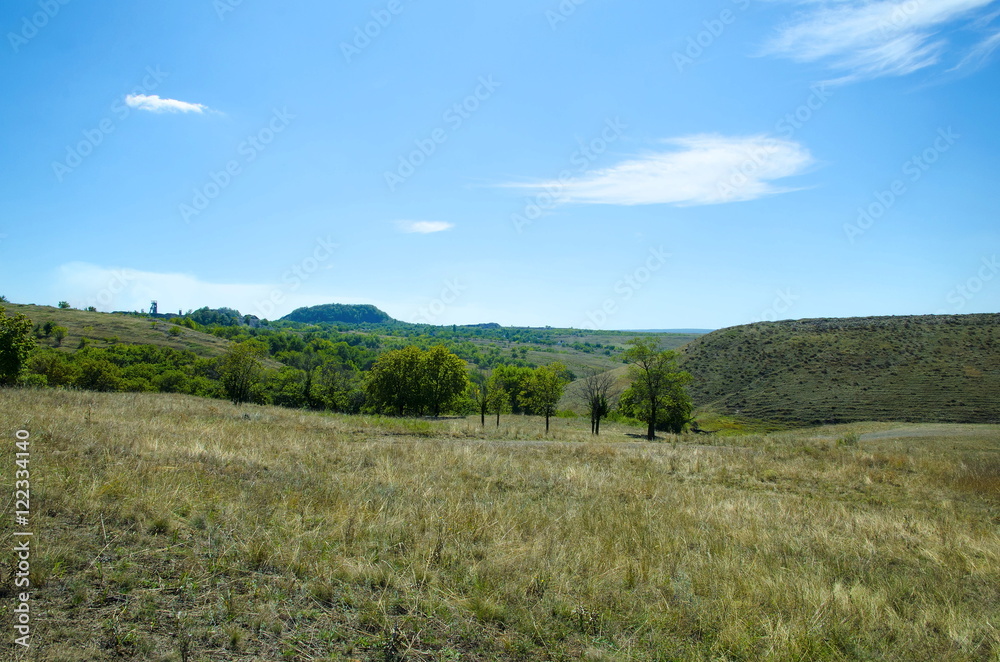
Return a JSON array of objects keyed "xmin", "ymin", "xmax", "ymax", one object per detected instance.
[
  {"xmin": 5, "ymin": 304, "xmax": 233, "ymax": 358},
  {"xmin": 2, "ymin": 389, "xmax": 997, "ymax": 660},
  {"xmin": 681, "ymin": 314, "xmax": 1000, "ymax": 425}
]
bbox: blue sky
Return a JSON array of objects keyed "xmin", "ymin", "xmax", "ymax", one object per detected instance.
[{"xmin": 1, "ymin": 0, "xmax": 998, "ymax": 329}]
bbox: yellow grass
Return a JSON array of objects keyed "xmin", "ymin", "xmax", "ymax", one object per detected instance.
[{"xmin": 1, "ymin": 389, "xmax": 998, "ymax": 661}]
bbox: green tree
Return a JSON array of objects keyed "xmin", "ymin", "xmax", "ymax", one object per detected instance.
[
  {"xmin": 0, "ymin": 305, "xmax": 36, "ymax": 386},
  {"xmin": 364, "ymin": 345, "xmax": 425, "ymax": 415},
  {"xmin": 470, "ymin": 369, "xmax": 508, "ymax": 427},
  {"xmin": 579, "ymin": 367, "xmax": 619, "ymax": 436},
  {"xmin": 364, "ymin": 345, "xmax": 469, "ymax": 416},
  {"xmin": 267, "ymin": 367, "xmax": 309, "ymax": 408},
  {"xmin": 52, "ymin": 326, "xmax": 68, "ymax": 347},
  {"xmin": 490, "ymin": 380, "xmax": 510, "ymax": 427},
  {"xmin": 57, "ymin": 301, "xmax": 71, "ymax": 309},
  {"xmin": 219, "ymin": 339, "xmax": 267, "ymax": 405},
  {"xmin": 621, "ymin": 338, "xmax": 693, "ymax": 440},
  {"xmin": 422, "ymin": 345, "xmax": 469, "ymax": 417},
  {"xmin": 312, "ymin": 363, "xmax": 363, "ymax": 413},
  {"xmin": 493, "ymin": 364, "xmax": 534, "ymax": 413},
  {"xmin": 521, "ymin": 362, "xmax": 569, "ymax": 433}
]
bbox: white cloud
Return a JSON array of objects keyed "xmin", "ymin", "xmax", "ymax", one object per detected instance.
[
  {"xmin": 125, "ymin": 94, "xmax": 211, "ymax": 114},
  {"xmin": 510, "ymin": 135, "xmax": 814, "ymax": 206},
  {"xmin": 950, "ymin": 25, "xmax": 1000, "ymax": 69},
  {"xmin": 763, "ymin": 0, "xmax": 1000, "ymax": 83},
  {"xmin": 52, "ymin": 263, "xmax": 365, "ymax": 320},
  {"xmin": 395, "ymin": 221, "xmax": 455, "ymax": 234}
]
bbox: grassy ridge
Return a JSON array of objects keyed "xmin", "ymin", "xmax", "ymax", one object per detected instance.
[
  {"xmin": 681, "ymin": 314, "xmax": 1000, "ymax": 425},
  {"xmin": 2, "ymin": 389, "xmax": 998, "ymax": 660},
  {"xmin": 5, "ymin": 304, "xmax": 233, "ymax": 358}
]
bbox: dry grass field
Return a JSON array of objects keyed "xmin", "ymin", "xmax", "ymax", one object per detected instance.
[{"xmin": 1, "ymin": 389, "xmax": 998, "ymax": 661}]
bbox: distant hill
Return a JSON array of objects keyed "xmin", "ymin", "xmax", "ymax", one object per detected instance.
[
  {"xmin": 280, "ymin": 303, "xmax": 394, "ymax": 325},
  {"xmin": 680, "ymin": 314, "xmax": 1000, "ymax": 424}
]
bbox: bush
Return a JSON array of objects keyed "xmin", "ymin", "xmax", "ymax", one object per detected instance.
[
  {"xmin": 121, "ymin": 377, "xmax": 156, "ymax": 393},
  {"xmin": 154, "ymin": 370, "xmax": 189, "ymax": 394},
  {"xmin": 29, "ymin": 351, "xmax": 78, "ymax": 386},
  {"xmin": 74, "ymin": 359, "xmax": 123, "ymax": 392},
  {"xmin": 187, "ymin": 376, "xmax": 221, "ymax": 398},
  {"xmin": 607, "ymin": 410, "xmax": 644, "ymax": 428},
  {"xmin": 17, "ymin": 374, "xmax": 48, "ymax": 388}
]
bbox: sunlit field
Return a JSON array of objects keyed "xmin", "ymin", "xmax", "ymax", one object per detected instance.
[{"xmin": 2, "ymin": 389, "xmax": 998, "ymax": 661}]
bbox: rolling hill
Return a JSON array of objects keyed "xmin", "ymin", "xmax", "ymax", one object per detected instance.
[
  {"xmin": 680, "ymin": 313, "xmax": 1000, "ymax": 424},
  {"xmin": 3, "ymin": 304, "xmax": 235, "ymax": 357}
]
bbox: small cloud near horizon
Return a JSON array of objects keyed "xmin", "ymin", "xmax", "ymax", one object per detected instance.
[
  {"xmin": 51, "ymin": 262, "xmax": 363, "ymax": 320},
  {"xmin": 395, "ymin": 221, "xmax": 455, "ymax": 234},
  {"xmin": 125, "ymin": 94, "xmax": 212, "ymax": 114}
]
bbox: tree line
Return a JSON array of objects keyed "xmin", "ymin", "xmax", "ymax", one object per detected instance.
[
  {"xmin": 1, "ymin": 304, "xmax": 693, "ymax": 438},
  {"xmin": 217, "ymin": 336, "xmax": 692, "ymax": 438}
]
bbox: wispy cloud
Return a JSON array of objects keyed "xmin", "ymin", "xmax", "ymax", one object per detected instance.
[
  {"xmin": 125, "ymin": 94, "xmax": 211, "ymax": 114},
  {"xmin": 950, "ymin": 24, "xmax": 1000, "ymax": 69},
  {"xmin": 763, "ymin": 0, "xmax": 1000, "ymax": 83},
  {"xmin": 508, "ymin": 135, "xmax": 814, "ymax": 207},
  {"xmin": 395, "ymin": 221, "xmax": 455, "ymax": 234}
]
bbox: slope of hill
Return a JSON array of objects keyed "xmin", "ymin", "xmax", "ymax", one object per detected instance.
[
  {"xmin": 4, "ymin": 304, "xmax": 234, "ymax": 357},
  {"xmin": 680, "ymin": 314, "xmax": 1000, "ymax": 424}
]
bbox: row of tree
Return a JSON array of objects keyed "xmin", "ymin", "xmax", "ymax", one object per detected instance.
[
  {"xmin": 217, "ymin": 336, "xmax": 692, "ymax": 439},
  {"xmin": 217, "ymin": 341, "xmax": 579, "ymax": 432},
  {"xmin": 1, "ymin": 303, "xmax": 694, "ymax": 438}
]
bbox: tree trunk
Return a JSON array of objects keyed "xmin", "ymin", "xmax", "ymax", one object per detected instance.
[
  {"xmin": 545, "ymin": 412, "xmax": 550, "ymax": 434},
  {"xmin": 480, "ymin": 410, "xmax": 486, "ymax": 426},
  {"xmin": 496, "ymin": 410, "xmax": 500, "ymax": 427},
  {"xmin": 596, "ymin": 417, "xmax": 600, "ymax": 436}
]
